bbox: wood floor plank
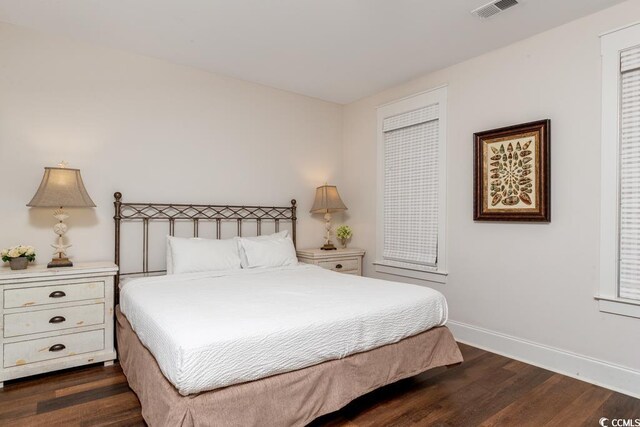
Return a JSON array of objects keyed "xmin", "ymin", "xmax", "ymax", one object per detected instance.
[
  {"xmin": 431, "ymin": 363, "xmax": 554, "ymax": 426},
  {"xmin": 0, "ymin": 345, "xmax": 637, "ymax": 427},
  {"xmin": 545, "ymin": 386, "xmax": 614, "ymax": 427},
  {"xmin": 391, "ymin": 363, "xmax": 521, "ymax": 426},
  {"xmin": 37, "ymin": 382, "xmax": 132, "ymax": 414},
  {"xmin": 0, "ymin": 364, "xmax": 122, "ymax": 403},
  {"xmin": 10, "ymin": 391, "xmax": 142, "ymax": 427},
  {"xmin": 479, "ymin": 374, "xmax": 593, "ymax": 427},
  {"xmin": 454, "ymin": 342, "xmax": 485, "ymax": 363},
  {"xmin": 56, "ymin": 375, "xmax": 128, "ymax": 398},
  {"xmin": 0, "ymin": 399, "xmax": 38, "ymax": 422},
  {"xmin": 79, "ymin": 402, "xmax": 146, "ymax": 427},
  {"xmin": 326, "ymin": 352, "xmax": 510, "ymax": 427},
  {"xmin": 599, "ymin": 393, "xmax": 640, "ymax": 420}
]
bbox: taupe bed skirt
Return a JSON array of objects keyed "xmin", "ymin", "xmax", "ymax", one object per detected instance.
[{"xmin": 116, "ymin": 307, "xmax": 463, "ymax": 427}]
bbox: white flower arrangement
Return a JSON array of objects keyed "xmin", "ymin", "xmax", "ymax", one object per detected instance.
[
  {"xmin": 1, "ymin": 245, "xmax": 36, "ymax": 263},
  {"xmin": 336, "ymin": 225, "xmax": 353, "ymax": 241}
]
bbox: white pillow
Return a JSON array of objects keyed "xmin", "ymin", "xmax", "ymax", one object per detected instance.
[
  {"xmin": 166, "ymin": 238, "xmax": 174, "ymax": 274},
  {"xmin": 238, "ymin": 236, "xmax": 297, "ymax": 269},
  {"xmin": 237, "ymin": 231, "xmax": 290, "ymax": 268},
  {"xmin": 167, "ymin": 236, "xmax": 241, "ymax": 274}
]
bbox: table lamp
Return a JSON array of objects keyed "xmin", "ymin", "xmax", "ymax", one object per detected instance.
[
  {"xmin": 27, "ymin": 163, "xmax": 96, "ymax": 268},
  {"xmin": 310, "ymin": 184, "xmax": 347, "ymax": 250}
]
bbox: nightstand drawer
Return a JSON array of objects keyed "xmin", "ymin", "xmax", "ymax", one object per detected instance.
[
  {"xmin": 318, "ymin": 258, "xmax": 359, "ymax": 272},
  {"xmin": 4, "ymin": 281, "xmax": 104, "ymax": 309},
  {"xmin": 4, "ymin": 329, "xmax": 104, "ymax": 368},
  {"xmin": 4, "ymin": 303, "xmax": 105, "ymax": 338}
]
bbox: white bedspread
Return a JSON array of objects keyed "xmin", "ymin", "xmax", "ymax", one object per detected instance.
[{"xmin": 119, "ymin": 264, "xmax": 448, "ymax": 395}]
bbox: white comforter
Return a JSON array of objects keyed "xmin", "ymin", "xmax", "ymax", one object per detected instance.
[{"xmin": 119, "ymin": 264, "xmax": 448, "ymax": 395}]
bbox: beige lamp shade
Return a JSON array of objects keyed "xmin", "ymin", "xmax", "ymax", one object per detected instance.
[
  {"xmin": 27, "ymin": 167, "xmax": 96, "ymax": 208},
  {"xmin": 310, "ymin": 185, "xmax": 347, "ymax": 213}
]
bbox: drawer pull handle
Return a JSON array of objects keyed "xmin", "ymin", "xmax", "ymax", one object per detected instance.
[
  {"xmin": 49, "ymin": 291, "xmax": 66, "ymax": 298},
  {"xmin": 48, "ymin": 344, "xmax": 66, "ymax": 352},
  {"xmin": 335, "ymin": 264, "xmax": 343, "ymax": 269},
  {"xmin": 49, "ymin": 316, "xmax": 66, "ymax": 324}
]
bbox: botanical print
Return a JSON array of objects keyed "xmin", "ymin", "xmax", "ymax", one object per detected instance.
[{"xmin": 483, "ymin": 133, "xmax": 538, "ymax": 211}]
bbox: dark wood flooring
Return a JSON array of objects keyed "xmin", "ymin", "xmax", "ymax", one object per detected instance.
[{"xmin": 0, "ymin": 343, "xmax": 638, "ymax": 426}]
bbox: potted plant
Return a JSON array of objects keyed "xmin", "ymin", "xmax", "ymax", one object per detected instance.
[
  {"xmin": 336, "ymin": 225, "xmax": 353, "ymax": 249},
  {"xmin": 1, "ymin": 245, "xmax": 36, "ymax": 270}
]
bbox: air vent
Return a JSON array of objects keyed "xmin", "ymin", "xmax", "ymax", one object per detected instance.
[{"xmin": 471, "ymin": 0, "xmax": 519, "ymax": 19}]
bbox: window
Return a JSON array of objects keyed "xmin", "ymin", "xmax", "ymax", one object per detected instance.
[
  {"xmin": 375, "ymin": 86, "xmax": 447, "ymax": 283},
  {"xmin": 599, "ymin": 23, "xmax": 640, "ymax": 318}
]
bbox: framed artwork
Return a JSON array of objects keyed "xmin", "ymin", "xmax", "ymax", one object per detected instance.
[{"xmin": 474, "ymin": 119, "xmax": 550, "ymax": 222}]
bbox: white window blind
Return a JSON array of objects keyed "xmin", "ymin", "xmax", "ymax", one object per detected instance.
[
  {"xmin": 382, "ymin": 104, "xmax": 439, "ymax": 268},
  {"xmin": 619, "ymin": 45, "xmax": 640, "ymax": 300}
]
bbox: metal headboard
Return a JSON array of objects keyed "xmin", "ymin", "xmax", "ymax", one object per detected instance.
[{"xmin": 113, "ymin": 192, "xmax": 297, "ymax": 288}]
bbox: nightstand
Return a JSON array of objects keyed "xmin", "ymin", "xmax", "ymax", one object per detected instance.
[
  {"xmin": 0, "ymin": 262, "xmax": 118, "ymax": 388},
  {"xmin": 296, "ymin": 248, "xmax": 366, "ymax": 276}
]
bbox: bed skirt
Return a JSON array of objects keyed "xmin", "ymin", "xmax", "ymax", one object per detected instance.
[{"xmin": 116, "ymin": 307, "xmax": 463, "ymax": 427}]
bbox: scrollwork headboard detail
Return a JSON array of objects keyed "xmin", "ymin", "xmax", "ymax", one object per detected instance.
[{"xmin": 113, "ymin": 192, "xmax": 297, "ymax": 290}]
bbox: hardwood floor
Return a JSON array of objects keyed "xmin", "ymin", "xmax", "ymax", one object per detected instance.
[{"xmin": 0, "ymin": 343, "xmax": 637, "ymax": 426}]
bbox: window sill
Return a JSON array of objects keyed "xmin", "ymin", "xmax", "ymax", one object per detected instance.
[
  {"xmin": 373, "ymin": 262, "xmax": 447, "ymax": 284},
  {"xmin": 595, "ymin": 295, "xmax": 640, "ymax": 319}
]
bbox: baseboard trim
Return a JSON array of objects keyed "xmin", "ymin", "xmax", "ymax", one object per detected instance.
[{"xmin": 447, "ymin": 320, "xmax": 640, "ymax": 399}]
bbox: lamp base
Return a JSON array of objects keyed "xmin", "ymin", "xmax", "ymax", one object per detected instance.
[
  {"xmin": 320, "ymin": 243, "xmax": 337, "ymax": 250},
  {"xmin": 48, "ymin": 257, "xmax": 73, "ymax": 268}
]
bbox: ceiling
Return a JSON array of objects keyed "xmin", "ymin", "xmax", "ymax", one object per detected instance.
[{"xmin": 0, "ymin": 0, "xmax": 628, "ymax": 104}]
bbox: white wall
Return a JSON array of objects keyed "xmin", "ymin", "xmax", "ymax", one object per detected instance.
[
  {"xmin": 342, "ymin": 0, "xmax": 640, "ymax": 392},
  {"xmin": 0, "ymin": 22, "xmax": 343, "ymax": 271}
]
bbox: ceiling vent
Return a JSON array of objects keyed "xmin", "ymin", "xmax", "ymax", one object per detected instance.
[{"xmin": 471, "ymin": 0, "xmax": 519, "ymax": 19}]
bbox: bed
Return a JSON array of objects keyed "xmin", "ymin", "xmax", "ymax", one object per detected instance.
[{"xmin": 112, "ymin": 192, "xmax": 463, "ymax": 426}]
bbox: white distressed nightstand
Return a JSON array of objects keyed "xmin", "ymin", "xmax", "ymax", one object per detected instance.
[
  {"xmin": 0, "ymin": 262, "xmax": 118, "ymax": 387},
  {"xmin": 296, "ymin": 248, "xmax": 366, "ymax": 276}
]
